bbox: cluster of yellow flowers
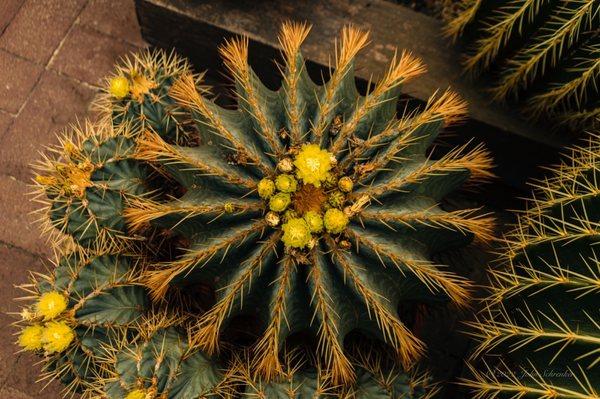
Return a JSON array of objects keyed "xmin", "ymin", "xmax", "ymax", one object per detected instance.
[
  {"xmin": 18, "ymin": 291, "xmax": 74, "ymax": 354},
  {"xmin": 125, "ymin": 389, "xmax": 150, "ymax": 399},
  {"xmin": 258, "ymin": 144, "xmax": 352, "ymax": 249}
]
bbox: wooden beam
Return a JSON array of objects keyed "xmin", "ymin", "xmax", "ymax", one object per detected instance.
[{"xmin": 135, "ymin": 0, "xmax": 568, "ymax": 204}]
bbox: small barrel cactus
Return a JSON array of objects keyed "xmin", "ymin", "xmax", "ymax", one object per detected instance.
[
  {"xmin": 21, "ymin": 22, "xmax": 495, "ymax": 397},
  {"xmin": 445, "ymin": 0, "xmax": 600, "ymax": 130},
  {"xmin": 16, "ymin": 250, "xmax": 149, "ymax": 394},
  {"xmin": 95, "ymin": 49, "xmax": 204, "ymax": 144},
  {"xmin": 463, "ymin": 134, "xmax": 600, "ymax": 398},
  {"xmin": 33, "ymin": 122, "xmax": 150, "ymax": 252}
]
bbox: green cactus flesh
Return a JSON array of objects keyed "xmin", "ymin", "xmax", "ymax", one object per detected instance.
[
  {"xmin": 446, "ymin": 0, "xmax": 600, "ymax": 130},
  {"xmin": 24, "ymin": 23, "xmax": 496, "ymax": 397},
  {"xmin": 463, "ymin": 135, "xmax": 600, "ymax": 398}
]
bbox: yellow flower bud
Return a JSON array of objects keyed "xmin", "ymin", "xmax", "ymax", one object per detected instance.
[
  {"xmin": 294, "ymin": 144, "xmax": 333, "ymax": 187},
  {"xmin": 269, "ymin": 193, "xmax": 291, "ymax": 212},
  {"xmin": 275, "ymin": 174, "xmax": 298, "ymax": 193},
  {"xmin": 125, "ymin": 389, "xmax": 147, "ymax": 399},
  {"xmin": 18, "ymin": 324, "xmax": 44, "ymax": 351},
  {"xmin": 282, "ymin": 218, "xmax": 312, "ymax": 248},
  {"xmin": 338, "ymin": 176, "xmax": 354, "ymax": 192},
  {"xmin": 258, "ymin": 178, "xmax": 276, "ymax": 199},
  {"xmin": 109, "ymin": 76, "xmax": 130, "ymax": 99},
  {"xmin": 304, "ymin": 211, "xmax": 324, "ymax": 233},
  {"xmin": 42, "ymin": 321, "xmax": 75, "ymax": 353},
  {"xmin": 36, "ymin": 291, "xmax": 68, "ymax": 320},
  {"xmin": 328, "ymin": 191, "xmax": 345, "ymax": 208},
  {"xmin": 324, "ymin": 208, "xmax": 349, "ymax": 234}
]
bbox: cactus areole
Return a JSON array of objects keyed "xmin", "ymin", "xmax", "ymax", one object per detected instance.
[{"xmin": 24, "ymin": 22, "xmax": 495, "ymax": 397}]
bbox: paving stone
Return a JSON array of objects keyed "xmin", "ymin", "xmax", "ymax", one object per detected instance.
[
  {"xmin": 0, "ymin": 245, "xmax": 76, "ymax": 399},
  {"xmin": 50, "ymin": 24, "xmax": 139, "ymax": 86},
  {"xmin": 0, "ymin": 246, "xmax": 43, "ymax": 366},
  {"xmin": 0, "ymin": 71, "xmax": 96, "ymax": 183},
  {"xmin": 0, "ymin": 110, "xmax": 14, "ymax": 136},
  {"xmin": 80, "ymin": 0, "xmax": 145, "ymax": 46},
  {"xmin": 0, "ymin": 386, "xmax": 34, "ymax": 399},
  {"xmin": 0, "ymin": 176, "xmax": 50, "ymax": 257},
  {"xmin": 2, "ymin": 351, "xmax": 66, "ymax": 399},
  {"xmin": 0, "ymin": 243, "xmax": 67, "ymax": 399},
  {"xmin": 0, "ymin": 0, "xmax": 86, "ymax": 64},
  {"xmin": 0, "ymin": 49, "xmax": 44, "ymax": 114},
  {"xmin": 0, "ymin": 0, "xmax": 25, "ymax": 34}
]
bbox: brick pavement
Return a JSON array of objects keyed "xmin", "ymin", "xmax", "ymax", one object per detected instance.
[{"xmin": 0, "ymin": 1, "xmax": 145, "ymax": 397}]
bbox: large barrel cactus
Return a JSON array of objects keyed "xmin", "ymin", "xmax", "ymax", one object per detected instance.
[
  {"xmin": 463, "ymin": 135, "xmax": 600, "ymax": 398},
  {"xmin": 445, "ymin": 0, "xmax": 600, "ymax": 130},
  {"xmin": 19, "ymin": 22, "xmax": 494, "ymax": 397}
]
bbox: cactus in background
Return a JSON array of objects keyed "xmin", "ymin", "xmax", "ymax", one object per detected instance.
[
  {"xmin": 23, "ymin": 22, "xmax": 496, "ymax": 397},
  {"xmin": 463, "ymin": 134, "xmax": 600, "ymax": 398},
  {"xmin": 445, "ymin": 0, "xmax": 600, "ymax": 130}
]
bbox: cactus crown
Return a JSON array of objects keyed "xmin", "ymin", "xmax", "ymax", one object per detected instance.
[
  {"xmin": 22, "ymin": 22, "xmax": 496, "ymax": 398},
  {"xmin": 446, "ymin": 0, "xmax": 600, "ymax": 130},
  {"xmin": 464, "ymin": 133, "xmax": 600, "ymax": 398}
]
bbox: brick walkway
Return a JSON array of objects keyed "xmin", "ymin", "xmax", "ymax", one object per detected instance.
[{"xmin": 0, "ymin": 1, "xmax": 145, "ymax": 397}]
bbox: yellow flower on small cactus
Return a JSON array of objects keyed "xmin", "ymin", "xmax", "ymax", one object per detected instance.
[
  {"xmin": 125, "ymin": 389, "xmax": 147, "ymax": 399},
  {"xmin": 36, "ymin": 291, "xmax": 68, "ymax": 320},
  {"xmin": 258, "ymin": 178, "xmax": 276, "ymax": 198},
  {"xmin": 282, "ymin": 218, "xmax": 312, "ymax": 248},
  {"xmin": 324, "ymin": 208, "xmax": 349, "ymax": 234},
  {"xmin": 275, "ymin": 174, "xmax": 298, "ymax": 193},
  {"xmin": 42, "ymin": 321, "xmax": 75, "ymax": 353},
  {"xmin": 109, "ymin": 76, "xmax": 130, "ymax": 99},
  {"xmin": 34, "ymin": 174, "xmax": 57, "ymax": 186},
  {"xmin": 294, "ymin": 144, "xmax": 333, "ymax": 187},
  {"xmin": 269, "ymin": 193, "xmax": 291, "ymax": 212},
  {"xmin": 18, "ymin": 324, "xmax": 44, "ymax": 351},
  {"xmin": 304, "ymin": 211, "xmax": 324, "ymax": 233}
]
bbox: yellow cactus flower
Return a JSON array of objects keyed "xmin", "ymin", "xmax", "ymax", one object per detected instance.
[
  {"xmin": 258, "ymin": 178, "xmax": 276, "ymax": 199},
  {"xmin": 275, "ymin": 174, "xmax": 298, "ymax": 193},
  {"xmin": 36, "ymin": 291, "xmax": 68, "ymax": 320},
  {"xmin": 294, "ymin": 144, "xmax": 333, "ymax": 187},
  {"xmin": 109, "ymin": 76, "xmax": 130, "ymax": 99},
  {"xmin": 18, "ymin": 324, "xmax": 44, "ymax": 351},
  {"xmin": 324, "ymin": 208, "xmax": 349, "ymax": 234},
  {"xmin": 269, "ymin": 193, "xmax": 291, "ymax": 212},
  {"xmin": 304, "ymin": 211, "xmax": 324, "ymax": 233},
  {"xmin": 42, "ymin": 321, "xmax": 75, "ymax": 353},
  {"xmin": 125, "ymin": 389, "xmax": 148, "ymax": 399},
  {"xmin": 282, "ymin": 218, "xmax": 312, "ymax": 248}
]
